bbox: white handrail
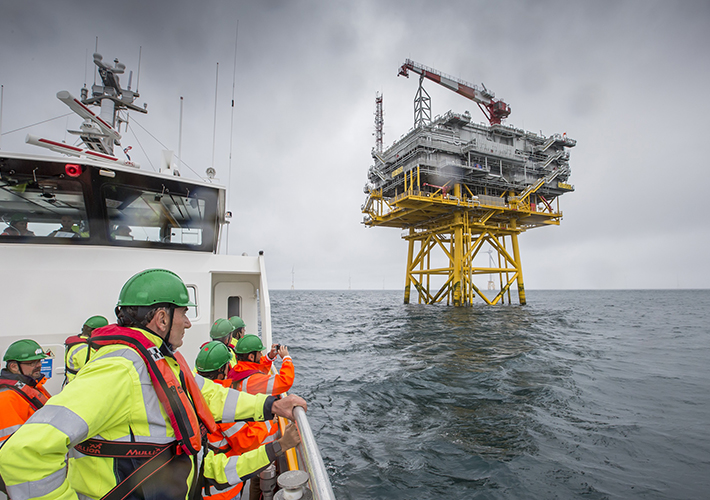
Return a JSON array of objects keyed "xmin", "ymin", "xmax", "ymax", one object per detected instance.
[{"xmin": 294, "ymin": 406, "xmax": 336, "ymax": 500}]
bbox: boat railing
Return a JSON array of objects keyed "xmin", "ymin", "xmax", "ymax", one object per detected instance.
[{"xmin": 294, "ymin": 406, "xmax": 336, "ymax": 500}]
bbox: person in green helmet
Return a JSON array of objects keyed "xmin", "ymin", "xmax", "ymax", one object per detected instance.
[
  {"xmin": 0, "ymin": 268, "xmax": 307, "ymax": 500},
  {"xmin": 195, "ymin": 341, "xmax": 300, "ymax": 500},
  {"xmin": 63, "ymin": 315, "xmax": 109, "ymax": 385},
  {"xmin": 1, "ymin": 213, "xmax": 35, "ymax": 236},
  {"xmin": 230, "ymin": 335, "xmax": 294, "ymax": 396},
  {"xmin": 0, "ymin": 340, "xmax": 51, "ymax": 447},
  {"xmin": 213, "ymin": 317, "xmax": 278, "ymax": 372},
  {"xmin": 228, "ymin": 315, "xmax": 247, "ymax": 340},
  {"xmin": 209, "ymin": 318, "xmax": 240, "ymax": 369}
]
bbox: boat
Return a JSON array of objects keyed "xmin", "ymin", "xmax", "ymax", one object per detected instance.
[{"xmin": 0, "ymin": 51, "xmax": 334, "ymax": 500}]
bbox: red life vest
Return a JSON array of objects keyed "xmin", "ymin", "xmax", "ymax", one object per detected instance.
[
  {"xmin": 64, "ymin": 335, "xmax": 88, "ymax": 348},
  {"xmin": 0, "ymin": 377, "xmax": 49, "ymax": 410},
  {"xmin": 89, "ymin": 324, "xmax": 218, "ymax": 455}
]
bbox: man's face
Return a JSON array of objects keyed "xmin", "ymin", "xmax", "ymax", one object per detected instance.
[
  {"xmin": 18, "ymin": 359, "xmax": 43, "ymax": 380},
  {"xmin": 167, "ymin": 307, "xmax": 192, "ymax": 349},
  {"xmin": 15, "ymin": 221, "xmax": 29, "ymax": 234},
  {"xmin": 61, "ymin": 216, "xmax": 73, "ymax": 229}
]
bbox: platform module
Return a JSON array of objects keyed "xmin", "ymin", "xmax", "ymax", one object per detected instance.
[{"xmin": 362, "ymin": 59, "xmax": 576, "ymax": 306}]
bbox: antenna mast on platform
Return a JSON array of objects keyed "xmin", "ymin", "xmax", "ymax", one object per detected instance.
[{"xmin": 374, "ymin": 92, "xmax": 384, "ymax": 154}]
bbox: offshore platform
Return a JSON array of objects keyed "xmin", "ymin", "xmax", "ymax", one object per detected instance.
[{"xmin": 362, "ymin": 60, "xmax": 576, "ymax": 306}]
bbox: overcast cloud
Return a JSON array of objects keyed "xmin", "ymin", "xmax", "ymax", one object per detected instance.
[{"xmin": 1, "ymin": 0, "xmax": 709, "ymax": 290}]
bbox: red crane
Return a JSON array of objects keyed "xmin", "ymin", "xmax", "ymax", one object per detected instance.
[{"xmin": 398, "ymin": 59, "xmax": 511, "ymax": 125}]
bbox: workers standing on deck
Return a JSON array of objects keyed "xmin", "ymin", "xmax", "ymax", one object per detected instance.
[
  {"xmin": 0, "ymin": 340, "xmax": 50, "ymax": 447},
  {"xmin": 0, "ymin": 268, "xmax": 307, "ymax": 500},
  {"xmin": 63, "ymin": 315, "xmax": 109, "ymax": 385},
  {"xmin": 195, "ymin": 341, "xmax": 300, "ymax": 500},
  {"xmin": 230, "ymin": 335, "xmax": 295, "ymax": 398},
  {"xmin": 212, "ymin": 317, "xmax": 278, "ymax": 373},
  {"xmin": 229, "ymin": 334, "xmax": 296, "ymax": 499},
  {"xmin": 210, "ymin": 318, "xmax": 239, "ymax": 369}
]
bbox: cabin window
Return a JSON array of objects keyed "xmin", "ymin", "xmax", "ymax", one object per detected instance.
[
  {"xmin": 227, "ymin": 296, "xmax": 241, "ymax": 318},
  {"xmin": 102, "ymin": 184, "xmax": 207, "ymax": 246},
  {"xmin": 0, "ymin": 172, "xmax": 89, "ymax": 239}
]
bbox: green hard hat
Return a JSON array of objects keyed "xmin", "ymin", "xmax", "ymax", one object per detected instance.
[
  {"xmin": 195, "ymin": 341, "xmax": 232, "ymax": 372},
  {"xmin": 228, "ymin": 316, "xmax": 246, "ymax": 330},
  {"xmin": 236, "ymin": 334, "xmax": 265, "ymax": 354},
  {"xmin": 117, "ymin": 269, "xmax": 195, "ymax": 308},
  {"xmin": 84, "ymin": 315, "xmax": 109, "ymax": 330},
  {"xmin": 10, "ymin": 213, "xmax": 29, "ymax": 224},
  {"xmin": 4, "ymin": 339, "xmax": 47, "ymax": 362},
  {"xmin": 210, "ymin": 318, "xmax": 235, "ymax": 340}
]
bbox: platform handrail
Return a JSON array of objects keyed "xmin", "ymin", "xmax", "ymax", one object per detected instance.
[{"xmin": 294, "ymin": 405, "xmax": 336, "ymax": 500}]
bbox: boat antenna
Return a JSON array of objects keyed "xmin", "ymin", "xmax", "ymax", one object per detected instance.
[
  {"xmin": 83, "ymin": 49, "xmax": 88, "ymax": 89},
  {"xmin": 226, "ymin": 20, "xmax": 239, "ymax": 255},
  {"xmin": 135, "ymin": 46, "xmax": 142, "ymax": 93},
  {"xmin": 178, "ymin": 96, "xmax": 184, "ymax": 174},
  {"xmin": 0, "ymin": 85, "xmax": 4, "ymax": 150},
  {"xmin": 211, "ymin": 62, "xmax": 219, "ymax": 170},
  {"xmin": 93, "ymin": 37, "xmax": 98, "ymax": 86}
]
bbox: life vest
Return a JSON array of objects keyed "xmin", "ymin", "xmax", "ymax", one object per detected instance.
[
  {"xmin": 89, "ymin": 325, "xmax": 218, "ymax": 455},
  {"xmin": 64, "ymin": 335, "xmax": 90, "ymax": 376},
  {"xmin": 0, "ymin": 378, "xmax": 48, "ymax": 411},
  {"xmin": 229, "ymin": 369, "xmax": 262, "ymax": 383}
]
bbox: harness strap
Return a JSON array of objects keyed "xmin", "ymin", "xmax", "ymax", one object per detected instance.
[
  {"xmin": 229, "ymin": 369, "xmax": 261, "ymax": 383},
  {"xmin": 97, "ymin": 444, "xmax": 178, "ymax": 500},
  {"xmin": 75, "ymin": 438, "xmax": 175, "ymax": 459},
  {"xmin": 0, "ymin": 378, "xmax": 48, "ymax": 410}
]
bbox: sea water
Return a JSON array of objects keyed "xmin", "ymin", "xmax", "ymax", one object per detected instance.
[{"xmin": 271, "ymin": 289, "xmax": 710, "ymax": 499}]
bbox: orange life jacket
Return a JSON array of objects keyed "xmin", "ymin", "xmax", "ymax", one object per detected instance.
[
  {"xmin": 0, "ymin": 377, "xmax": 49, "ymax": 411},
  {"xmin": 89, "ymin": 324, "xmax": 218, "ymax": 455}
]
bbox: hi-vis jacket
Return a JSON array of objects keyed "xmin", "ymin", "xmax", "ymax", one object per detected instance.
[
  {"xmin": 201, "ymin": 378, "xmax": 279, "ymax": 500},
  {"xmin": 226, "ymin": 337, "xmax": 274, "ymax": 374},
  {"xmin": 63, "ymin": 335, "xmax": 91, "ymax": 384},
  {"xmin": 229, "ymin": 357, "xmax": 295, "ymax": 396},
  {"xmin": 0, "ymin": 325, "xmax": 279, "ymax": 500},
  {"xmin": 0, "ymin": 369, "xmax": 50, "ymax": 445}
]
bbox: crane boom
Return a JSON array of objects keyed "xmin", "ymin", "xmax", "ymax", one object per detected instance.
[{"xmin": 398, "ymin": 59, "xmax": 511, "ymax": 125}]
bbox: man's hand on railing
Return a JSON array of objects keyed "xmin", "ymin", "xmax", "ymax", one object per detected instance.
[
  {"xmin": 278, "ymin": 422, "xmax": 302, "ymax": 452},
  {"xmin": 272, "ymin": 394, "xmax": 307, "ymax": 420}
]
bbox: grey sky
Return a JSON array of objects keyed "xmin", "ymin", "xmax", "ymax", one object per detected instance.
[{"xmin": 2, "ymin": 1, "xmax": 709, "ymax": 290}]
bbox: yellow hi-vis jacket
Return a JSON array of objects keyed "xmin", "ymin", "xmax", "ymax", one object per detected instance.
[
  {"xmin": 63, "ymin": 336, "xmax": 91, "ymax": 384},
  {"xmin": 0, "ymin": 328, "xmax": 276, "ymax": 500}
]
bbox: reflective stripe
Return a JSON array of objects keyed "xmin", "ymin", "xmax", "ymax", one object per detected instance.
[
  {"xmin": 67, "ymin": 344, "xmax": 89, "ymax": 371},
  {"xmin": 78, "ymin": 494, "xmax": 94, "ymax": 500},
  {"xmin": 266, "ymin": 375, "xmax": 275, "ymax": 395},
  {"xmin": 210, "ymin": 437, "xmax": 228, "ymax": 448},
  {"xmin": 262, "ymin": 433, "xmax": 277, "ymax": 444},
  {"xmin": 98, "ymin": 348, "xmax": 168, "ymax": 438},
  {"xmin": 222, "ymin": 422, "xmax": 246, "ymax": 438},
  {"xmin": 222, "ymin": 388, "xmax": 241, "ymax": 423},
  {"xmin": 224, "ymin": 455, "xmax": 242, "ymax": 485},
  {"xmin": 25, "ymin": 405, "xmax": 89, "ymax": 447},
  {"xmin": 194, "ymin": 374, "xmax": 206, "ymax": 390},
  {"xmin": 0, "ymin": 423, "xmax": 22, "ymax": 437},
  {"xmin": 6, "ymin": 466, "xmax": 66, "ymax": 500}
]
